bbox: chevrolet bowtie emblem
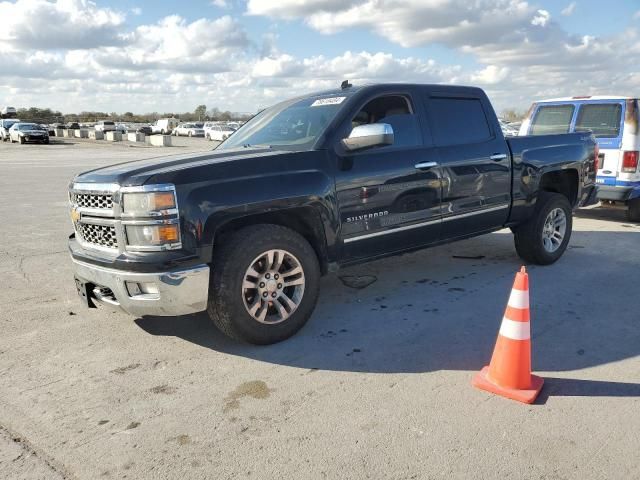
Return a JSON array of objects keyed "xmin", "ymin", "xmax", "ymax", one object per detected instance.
[{"xmin": 70, "ymin": 207, "xmax": 81, "ymax": 223}]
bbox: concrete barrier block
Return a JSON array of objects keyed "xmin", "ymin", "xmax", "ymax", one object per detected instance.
[
  {"xmin": 54, "ymin": 128, "xmax": 65, "ymax": 137},
  {"xmin": 63, "ymin": 129, "xmax": 72, "ymax": 138},
  {"xmin": 127, "ymin": 132, "xmax": 145, "ymax": 142},
  {"xmin": 75, "ymin": 129, "xmax": 89, "ymax": 138},
  {"xmin": 88, "ymin": 130, "xmax": 104, "ymax": 140},
  {"xmin": 149, "ymin": 135, "xmax": 171, "ymax": 147},
  {"xmin": 106, "ymin": 131, "xmax": 122, "ymax": 142}
]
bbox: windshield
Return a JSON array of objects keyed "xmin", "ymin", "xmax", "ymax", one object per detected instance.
[
  {"xmin": 575, "ymin": 103, "xmax": 622, "ymax": 138},
  {"xmin": 219, "ymin": 95, "xmax": 348, "ymax": 150},
  {"xmin": 18, "ymin": 124, "xmax": 38, "ymax": 130},
  {"xmin": 4, "ymin": 120, "xmax": 18, "ymax": 129}
]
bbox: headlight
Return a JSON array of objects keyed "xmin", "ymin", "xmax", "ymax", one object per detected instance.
[
  {"xmin": 125, "ymin": 223, "xmax": 181, "ymax": 250},
  {"xmin": 122, "ymin": 190, "xmax": 177, "ymax": 216},
  {"xmin": 120, "ymin": 184, "xmax": 181, "ymax": 251}
]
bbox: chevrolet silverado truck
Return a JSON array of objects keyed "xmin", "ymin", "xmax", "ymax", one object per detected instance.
[{"xmin": 69, "ymin": 83, "xmax": 597, "ymax": 344}]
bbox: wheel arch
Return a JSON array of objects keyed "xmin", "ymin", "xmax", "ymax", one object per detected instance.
[
  {"xmin": 539, "ymin": 168, "xmax": 579, "ymax": 207},
  {"xmin": 211, "ymin": 207, "xmax": 330, "ymax": 275}
]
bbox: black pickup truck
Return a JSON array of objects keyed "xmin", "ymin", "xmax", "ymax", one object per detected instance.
[{"xmin": 69, "ymin": 83, "xmax": 597, "ymax": 344}]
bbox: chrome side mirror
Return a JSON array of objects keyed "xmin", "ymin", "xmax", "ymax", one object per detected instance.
[{"xmin": 342, "ymin": 123, "xmax": 394, "ymax": 151}]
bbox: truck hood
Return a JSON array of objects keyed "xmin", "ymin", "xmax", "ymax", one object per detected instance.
[{"xmin": 72, "ymin": 147, "xmax": 282, "ymax": 186}]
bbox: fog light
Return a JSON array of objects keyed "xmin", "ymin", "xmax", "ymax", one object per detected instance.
[{"xmin": 126, "ymin": 281, "xmax": 159, "ymax": 297}]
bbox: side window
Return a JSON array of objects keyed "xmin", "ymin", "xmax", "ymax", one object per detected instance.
[
  {"xmin": 530, "ymin": 104, "xmax": 574, "ymax": 135},
  {"xmin": 428, "ymin": 97, "xmax": 492, "ymax": 146},
  {"xmin": 350, "ymin": 95, "xmax": 422, "ymax": 148}
]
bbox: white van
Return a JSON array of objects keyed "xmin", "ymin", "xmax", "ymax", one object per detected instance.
[
  {"xmin": 151, "ymin": 118, "xmax": 180, "ymax": 135},
  {"xmin": 1, "ymin": 106, "xmax": 17, "ymax": 117},
  {"xmin": 520, "ymin": 96, "xmax": 640, "ymax": 221},
  {"xmin": 95, "ymin": 120, "xmax": 116, "ymax": 133}
]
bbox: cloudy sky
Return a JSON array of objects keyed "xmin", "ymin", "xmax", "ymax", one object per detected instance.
[{"xmin": 1, "ymin": 0, "xmax": 638, "ymax": 115}]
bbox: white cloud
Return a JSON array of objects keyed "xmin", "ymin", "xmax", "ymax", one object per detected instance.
[
  {"xmin": 248, "ymin": 0, "xmax": 536, "ymax": 49},
  {"xmin": 471, "ymin": 65, "xmax": 510, "ymax": 85},
  {"xmin": 561, "ymin": 2, "xmax": 576, "ymax": 16},
  {"xmin": 0, "ymin": 0, "xmax": 126, "ymax": 50},
  {"xmin": 634, "ymin": 10, "xmax": 640, "ymax": 20},
  {"xmin": 130, "ymin": 6, "xmax": 141, "ymax": 15},
  {"xmin": 531, "ymin": 9, "xmax": 550, "ymax": 27}
]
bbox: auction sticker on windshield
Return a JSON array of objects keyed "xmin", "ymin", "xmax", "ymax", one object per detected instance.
[{"xmin": 311, "ymin": 97, "xmax": 346, "ymax": 107}]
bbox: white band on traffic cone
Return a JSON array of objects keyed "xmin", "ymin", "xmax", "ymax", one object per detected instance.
[
  {"xmin": 499, "ymin": 318, "xmax": 531, "ymax": 340},
  {"xmin": 508, "ymin": 289, "xmax": 529, "ymax": 310}
]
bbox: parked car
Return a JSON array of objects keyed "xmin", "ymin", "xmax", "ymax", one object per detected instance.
[
  {"xmin": 114, "ymin": 123, "xmax": 128, "ymax": 134},
  {"xmin": 68, "ymin": 82, "xmax": 597, "ymax": 344},
  {"xmin": 205, "ymin": 123, "xmax": 235, "ymax": 141},
  {"xmin": 173, "ymin": 123, "xmax": 204, "ymax": 137},
  {"xmin": 67, "ymin": 122, "xmax": 80, "ymax": 130},
  {"xmin": 520, "ymin": 95, "xmax": 640, "ymax": 221},
  {"xmin": 95, "ymin": 121, "xmax": 116, "ymax": 133},
  {"xmin": 0, "ymin": 118, "xmax": 20, "ymax": 141},
  {"xmin": 41, "ymin": 124, "xmax": 55, "ymax": 136},
  {"xmin": 9, "ymin": 122, "xmax": 49, "ymax": 144},
  {"xmin": 136, "ymin": 125, "xmax": 153, "ymax": 135},
  {"xmin": 151, "ymin": 118, "xmax": 180, "ymax": 135},
  {"xmin": 499, "ymin": 119, "xmax": 519, "ymax": 137}
]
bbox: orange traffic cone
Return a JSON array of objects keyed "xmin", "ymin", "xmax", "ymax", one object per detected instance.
[{"xmin": 472, "ymin": 266, "xmax": 544, "ymax": 404}]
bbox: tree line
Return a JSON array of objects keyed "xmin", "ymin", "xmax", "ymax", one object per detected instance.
[{"xmin": 11, "ymin": 105, "xmax": 254, "ymax": 124}]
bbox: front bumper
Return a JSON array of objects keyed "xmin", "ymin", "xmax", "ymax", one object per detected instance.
[{"xmin": 72, "ymin": 259, "xmax": 209, "ymax": 317}]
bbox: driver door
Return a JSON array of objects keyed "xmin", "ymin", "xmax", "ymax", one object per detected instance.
[{"xmin": 334, "ymin": 91, "xmax": 442, "ymax": 261}]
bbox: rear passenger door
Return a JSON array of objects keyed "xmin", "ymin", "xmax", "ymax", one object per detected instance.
[{"xmin": 424, "ymin": 93, "xmax": 511, "ymax": 238}]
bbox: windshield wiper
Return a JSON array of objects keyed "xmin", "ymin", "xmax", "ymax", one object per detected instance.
[{"xmin": 243, "ymin": 143, "xmax": 272, "ymax": 148}]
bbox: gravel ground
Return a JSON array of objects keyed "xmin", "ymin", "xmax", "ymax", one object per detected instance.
[{"xmin": 0, "ymin": 137, "xmax": 639, "ymax": 480}]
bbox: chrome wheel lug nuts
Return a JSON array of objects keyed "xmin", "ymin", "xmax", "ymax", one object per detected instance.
[
  {"xmin": 277, "ymin": 283, "xmax": 282, "ymax": 289},
  {"xmin": 259, "ymin": 282, "xmax": 265, "ymax": 288},
  {"xmin": 271, "ymin": 292, "xmax": 277, "ymax": 298},
  {"xmin": 274, "ymin": 274, "xmax": 279, "ymax": 280},
  {"xmin": 265, "ymin": 273, "xmax": 270, "ymax": 279},
  {"xmin": 262, "ymin": 292, "xmax": 268, "ymax": 298}
]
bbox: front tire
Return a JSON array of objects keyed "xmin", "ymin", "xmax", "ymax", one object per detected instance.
[
  {"xmin": 207, "ymin": 224, "xmax": 321, "ymax": 344},
  {"xmin": 628, "ymin": 199, "xmax": 640, "ymax": 222},
  {"xmin": 514, "ymin": 192, "xmax": 573, "ymax": 265},
  {"xmin": 19, "ymin": 136, "xmax": 24, "ymax": 144}
]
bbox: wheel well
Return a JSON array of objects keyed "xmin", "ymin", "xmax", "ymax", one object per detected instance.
[
  {"xmin": 213, "ymin": 208, "xmax": 329, "ymax": 274},
  {"xmin": 539, "ymin": 169, "xmax": 578, "ymax": 206}
]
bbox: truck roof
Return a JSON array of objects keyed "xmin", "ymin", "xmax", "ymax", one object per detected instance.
[
  {"xmin": 288, "ymin": 83, "xmax": 486, "ymax": 104},
  {"xmin": 535, "ymin": 95, "xmax": 635, "ymax": 103}
]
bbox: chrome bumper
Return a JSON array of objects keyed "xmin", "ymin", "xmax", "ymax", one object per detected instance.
[{"xmin": 72, "ymin": 259, "xmax": 209, "ymax": 317}]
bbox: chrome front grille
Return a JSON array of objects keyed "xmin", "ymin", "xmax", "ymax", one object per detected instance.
[
  {"xmin": 76, "ymin": 223, "xmax": 118, "ymax": 249},
  {"xmin": 72, "ymin": 192, "xmax": 113, "ymax": 209}
]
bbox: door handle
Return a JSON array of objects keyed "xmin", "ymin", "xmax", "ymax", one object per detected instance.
[
  {"xmin": 490, "ymin": 153, "xmax": 508, "ymax": 161},
  {"xmin": 415, "ymin": 161, "xmax": 438, "ymax": 170}
]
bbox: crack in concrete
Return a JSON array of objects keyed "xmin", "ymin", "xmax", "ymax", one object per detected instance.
[{"xmin": 0, "ymin": 422, "xmax": 76, "ymax": 480}]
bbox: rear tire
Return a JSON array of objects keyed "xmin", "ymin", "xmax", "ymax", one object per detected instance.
[
  {"xmin": 207, "ymin": 224, "xmax": 321, "ymax": 344},
  {"xmin": 628, "ymin": 199, "xmax": 640, "ymax": 222},
  {"xmin": 513, "ymin": 192, "xmax": 573, "ymax": 265}
]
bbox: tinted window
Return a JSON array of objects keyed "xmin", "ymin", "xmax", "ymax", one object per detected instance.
[
  {"xmin": 530, "ymin": 104, "xmax": 574, "ymax": 135},
  {"xmin": 349, "ymin": 95, "xmax": 421, "ymax": 149},
  {"xmin": 429, "ymin": 97, "xmax": 491, "ymax": 146},
  {"xmin": 575, "ymin": 103, "xmax": 622, "ymax": 138}
]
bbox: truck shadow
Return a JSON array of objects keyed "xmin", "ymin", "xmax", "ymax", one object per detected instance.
[{"xmin": 136, "ymin": 225, "xmax": 640, "ymax": 397}]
